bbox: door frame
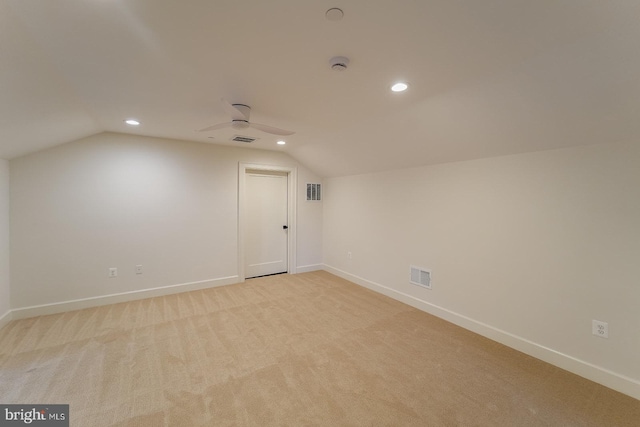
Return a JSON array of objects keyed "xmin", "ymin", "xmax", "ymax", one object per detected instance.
[{"xmin": 238, "ymin": 163, "xmax": 297, "ymax": 282}]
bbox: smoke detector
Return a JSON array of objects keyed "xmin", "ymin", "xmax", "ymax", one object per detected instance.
[
  {"xmin": 330, "ymin": 56, "xmax": 350, "ymax": 71},
  {"xmin": 326, "ymin": 8, "xmax": 344, "ymax": 21}
]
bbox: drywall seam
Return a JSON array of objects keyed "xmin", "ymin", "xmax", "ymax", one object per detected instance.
[
  {"xmin": 11, "ymin": 275, "xmax": 240, "ymax": 320},
  {"xmin": 0, "ymin": 310, "xmax": 11, "ymax": 332},
  {"xmin": 323, "ymin": 264, "xmax": 640, "ymax": 401},
  {"xmin": 296, "ymin": 264, "xmax": 323, "ymax": 273}
]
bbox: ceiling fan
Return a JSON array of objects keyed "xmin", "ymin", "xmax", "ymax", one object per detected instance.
[{"xmin": 198, "ymin": 98, "xmax": 295, "ymax": 136}]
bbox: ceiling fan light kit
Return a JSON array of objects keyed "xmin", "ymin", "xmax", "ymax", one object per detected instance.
[{"xmin": 231, "ymin": 120, "xmax": 250, "ymax": 129}]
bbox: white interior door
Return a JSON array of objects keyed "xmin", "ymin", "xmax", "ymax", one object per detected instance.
[{"xmin": 245, "ymin": 171, "xmax": 288, "ymax": 278}]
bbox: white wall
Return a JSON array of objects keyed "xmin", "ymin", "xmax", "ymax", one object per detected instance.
[
  {"xmin": 323, "ymin": 141, "xmax": 640, "ymax": 399},
  {"xmin": 10, "ymin": 132, "xmax": 322, "ymax": 313},
  {"xmin": 0, "ymin": 159, "xmax": 10, "ymax": 327}
]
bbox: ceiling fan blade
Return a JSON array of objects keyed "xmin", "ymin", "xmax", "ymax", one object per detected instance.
[
  {"xmin": 221, "ymin": 98, "xmax": 249, "ymax": 121},
  {"xmin": 197, "ymin": 122, "xmax": 230, "ymax": 132},
  {"xmin": 250, "ymin": 122, "xmax": 295, "ymax": 136}
]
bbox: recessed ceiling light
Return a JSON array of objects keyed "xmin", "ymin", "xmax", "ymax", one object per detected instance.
[
  {"xmin": 277, "ymin": 140, "xmax": 286, "ymax": 145},
  {"xmin": 124, "ymin": 119, "xmax": 140, "ymax": 126},
  {"xmin": 391, "ymin": 82, "xmax": 409, "ymax": 92}
]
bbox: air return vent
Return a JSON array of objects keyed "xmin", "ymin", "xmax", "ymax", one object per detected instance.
[
  {"xmin": 410, "ymin": 266, "xmax": 432, "ymax": 289},
  {"xmin": 307, "ymin": 183, "xmax": 322, "ymax": 201},
  {"xmin": 231, "ymin": 135, "xmax": 257, "ymax": 143}
]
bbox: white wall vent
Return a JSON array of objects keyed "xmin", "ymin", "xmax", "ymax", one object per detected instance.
[
  {"xmin": 410, "ymin": 266, "xmax": 432, "ymax": 289},
  {"xmin": 307, "ymin": 183, "xmax": 322, "ymax": 201},
  {"xmin": 231, "ymin": 135, "xmax": 257, "ymax": 143}
]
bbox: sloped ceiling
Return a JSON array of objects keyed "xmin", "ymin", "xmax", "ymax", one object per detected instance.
[{"xmin": 2, "ymin": 0, "xmax": 640, "ymax": 177}]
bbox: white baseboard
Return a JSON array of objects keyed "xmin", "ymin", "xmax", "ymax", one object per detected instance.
[
  {"xmin": 323, "ymin": 264, "xmax": 640, "ymax": 401},
  {"xmin": 295, "ymin": 264, "xmax": 323, "ymax": 273},
  {"xmin": 11, "ymin": 275, "xmax": 240, "ymax": 320},
  {"xmin": 0, "ymin": 309, "xmax": 12, "ymax": 331}
]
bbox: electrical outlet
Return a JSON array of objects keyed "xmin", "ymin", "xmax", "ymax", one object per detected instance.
[
  {"xmin": 592, "ymin": 320, "xmax": 608, "ymax": 339},
  {"xmin": 108, "ymin": 267, "xmax": 118, "ymax": 278},
  {"xmin": 135, "ymin": 265, "xmax": 143, "ymax": 275},
  {"xmin": 347, "ymin": 251, "xmax": 352, "ymax": 259}
]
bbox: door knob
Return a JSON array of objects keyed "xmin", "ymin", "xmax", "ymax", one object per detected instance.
[{"xmin": 283, "ymin": 225, "xmax": 288, "ymax": 230}]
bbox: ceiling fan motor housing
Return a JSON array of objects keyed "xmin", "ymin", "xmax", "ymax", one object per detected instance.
[{"xmin": 232, "ymin": 104, "xmax": 251, "ymax": 118}]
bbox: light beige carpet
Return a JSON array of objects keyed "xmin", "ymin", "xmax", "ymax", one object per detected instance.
[{"xmin": 0, "ymin": 271, "xmax": 638, "ymax": 426}]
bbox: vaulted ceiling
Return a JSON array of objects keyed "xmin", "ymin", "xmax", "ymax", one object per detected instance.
[{"xmin": 2, "ymin": 0, "xmax": 640, "ymax": 177}]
